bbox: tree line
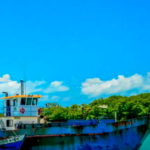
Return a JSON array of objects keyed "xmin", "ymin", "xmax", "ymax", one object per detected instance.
[{"xmin": 42, "ymin": 93, "xmax": 150, "ymax": 121}]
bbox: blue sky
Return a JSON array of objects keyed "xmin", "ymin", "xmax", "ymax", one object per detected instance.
[{"xmin": 0, "ymin": 0, "xmax": 150, "ymax": 106}]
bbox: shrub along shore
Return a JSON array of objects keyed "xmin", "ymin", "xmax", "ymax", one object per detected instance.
[{"xmin": 42, "ymin": 93, "xmax": 150, "ymax": 121}]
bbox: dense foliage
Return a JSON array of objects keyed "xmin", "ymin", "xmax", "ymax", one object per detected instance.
[{"xmin": 42, "ymin": 93, "xmax": 150, "ymax": 121}]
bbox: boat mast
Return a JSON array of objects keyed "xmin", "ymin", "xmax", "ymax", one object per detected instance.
[{"xmin": 20, "ymin": 80, "xmax": 24, "ymax": 95}]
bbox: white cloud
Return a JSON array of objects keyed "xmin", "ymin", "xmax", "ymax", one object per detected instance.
[
  {"xmin": 44, "ymin": 81, "xmax": 69, "ymax": 93},
  {"xmin": 142, "ymin": 72, "xmax": 150, "ymax": 91},
  {"xmin": 81, "ymin": 73, "xmax": 150, "ymax": 97},
  {"xmin": 25, "ymin": 80, "xmax": 45, "ymax": 94},
  {"xmin": 0, "ymin": 74, "xmax": 45, "ymax": 96},
  {"xmin": 142, "ymin": 85, "xmax": 150, "ymax": 90},
  {"xmin": 62, "ymin": 96, "xmax": 71, "ymax": 101},
  {"xmin": 0, "ymin": 81, "xmax": 20, "ymax": 95},
  {"xmin": 0, "ymin": 74, "xmax": 69, "ymax": 98},
  {"xmin": 0, "ymin": 74, "xmax": 11, "ymax": 82}
]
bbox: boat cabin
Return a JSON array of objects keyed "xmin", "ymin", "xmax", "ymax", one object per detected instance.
[
  {"xmin": 2, "ymin": 95, "xmax": 42, "ymax": 117},
  {"xmin": 0, "ymin": 80, "xmax": 44, "ymax": 131}
]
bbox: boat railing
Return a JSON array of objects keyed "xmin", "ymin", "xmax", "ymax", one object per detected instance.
[{"xmin": 0, "ymin": 106, "xmax": 38, "ymax": 117}]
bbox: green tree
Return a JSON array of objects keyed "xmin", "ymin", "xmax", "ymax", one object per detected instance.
[{"xmin": 42, "ymin": 93, "xmax": 150, "ymax": 121}]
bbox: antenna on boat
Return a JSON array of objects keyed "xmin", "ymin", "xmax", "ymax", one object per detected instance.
[{"xmin": 24, "ymin": 63, "xmax": 26, "ymax": 95}]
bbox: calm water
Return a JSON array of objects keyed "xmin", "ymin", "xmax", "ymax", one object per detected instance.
[{"xmin": 139, "ymin": 134, "xmax": 150, "ymax": 150}]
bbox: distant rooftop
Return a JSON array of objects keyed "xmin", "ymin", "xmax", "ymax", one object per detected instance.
[{"xmin": 99, "ymin": 105, "xmax": 108, "ymax": 108}]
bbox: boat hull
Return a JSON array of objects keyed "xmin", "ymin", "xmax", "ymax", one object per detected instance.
[
  {"xmin": 21, "ymin": 124, "xmax": 147, "ymax": 150},
  {"xmin": 0, "ymin": 140, "xmax": 23, "ymax": 150},
  {"xmin": 0, "ymin": 117, "xmax": 149, "ymax": 150},
  {"xmin": 0, "ymin": 134, "xmax": 25, "ymax": 150}
]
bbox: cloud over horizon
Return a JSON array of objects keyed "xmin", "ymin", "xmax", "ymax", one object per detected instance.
[
  {"xmin": 44, "ymin": 81, "xmax": 69, "ymax": 93},
  {"xmin": 1, "ymin": 72, "xmax": 150, "ymax": 101},
  {"xmin": 0, "ymin": 74, "xmax": 69, "ymax": 97},
  {"xmin": 81, "ymin": 72, "xmax": 150, "ymax": 97},
  {"xmin": 0, "ymin": 75, "xmax": 46, "ymax": 96}
]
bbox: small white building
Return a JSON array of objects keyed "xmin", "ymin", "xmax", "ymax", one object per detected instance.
[{"xmin": 99, "ymin": 105, "xmax": 108, "ymax": 109}]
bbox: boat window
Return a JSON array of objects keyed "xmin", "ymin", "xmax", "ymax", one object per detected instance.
[
  {"xmin": 27, "ymin": 98, "xmax": 32, "ymax": 105},
  {"xmin": 32, "ymin": 98, "xmax": 38, "ymax": 105},
  {"xmin": 20, "ymin": 98, "xmax": 26, "ymax": 105},
  {"xmin": 13, "ymin": 99, "xmax": 18, "ymax": 106},
  {"xmin": 6, "ymin": 120, "xmax": 13, "ymax": 127}
]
